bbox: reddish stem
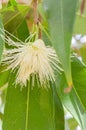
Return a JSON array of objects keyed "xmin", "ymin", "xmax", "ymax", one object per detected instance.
[
  {"xmin": 80, "ymin": 0, "xmax": 85, "ymax": 14},
  {"xmin": 33, "ymin": 0, "xmax": 42, "ymax": 39},
  {"xmin": 33, "ymin": 0, "xmax": 39, "ymax": 24}
]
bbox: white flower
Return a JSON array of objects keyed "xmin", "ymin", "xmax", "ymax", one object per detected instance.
[{"xmin": 3, "ymin": 38, "xmax": 61, "ymax": 87}]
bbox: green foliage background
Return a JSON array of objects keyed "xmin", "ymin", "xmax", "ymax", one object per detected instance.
[{"xmin": 0, "ymin": 0, "xmax": 86, "ymax": 130}]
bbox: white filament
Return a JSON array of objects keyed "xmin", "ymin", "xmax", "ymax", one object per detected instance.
[{"xmin": 2, "ymin": 38, "xmax": 62, "ymax": 87}]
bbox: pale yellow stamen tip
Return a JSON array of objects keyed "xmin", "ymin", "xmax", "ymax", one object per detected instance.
[{"xmin": 3, "ymin": 39, "xmax": 61, "ymax": 87}]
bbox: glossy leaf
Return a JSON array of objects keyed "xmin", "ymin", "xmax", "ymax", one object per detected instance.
[
  {"xmin": 0, "ymin": 71, "xmax": 9, "ymax": 87},
  {"xmin": 55, "ymin": 57, "xmax": 86, "ymax": 130},
  {"xmin": 43, "ymin": 0, "xmax": 78, "ymax": 87},
  {"xmin": 2, "ymin": 74, "xmax": 28, "ymax": 130},
  {"xmin": 3, "ymin": 73, "xmax": 64, "ymax": 130},
  {"xmin": 71, "ymin": 56, "xmax": 86, "ymax": 110},
  {"xmin": 2, "ymin": 5, "xmax": 29, "ymax": 33},
  {"xmin": 2, "ymin": 16, "xmax": 64, "ymax": 129},
  {"xmin": 55, "ymin": 74, "xmax": 86, "ymax": 130},
  {"xmin": 14, "ymin": 19, "xmax": 29, "ymax": 42}
]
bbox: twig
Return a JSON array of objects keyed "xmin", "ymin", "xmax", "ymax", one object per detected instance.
[
  {"xmin": 33, "ymin": 0, "xmax": 39, "ymax": 25},
  {"xmin": 80, "ymin": 0, "xmax": 85, "ymax": 15},
  {"xmin": 33, "ymin": 0, "xmax": 42, "ymax": 38}
]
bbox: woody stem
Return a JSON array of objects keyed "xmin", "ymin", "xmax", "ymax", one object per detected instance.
[
  {"xmin": 33, "ymin": 0, "xmax": 38, "ymax": 25},
  {"xmin": 33, "ymin": 0, "xmax": 42, "ymax": 38}
]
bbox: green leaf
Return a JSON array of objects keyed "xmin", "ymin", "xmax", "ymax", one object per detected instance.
[
  {"xmin": 74, "ymin": 15, "xmax": 86, "ymax": 34},
  {"xmin": 55, "ymin": 72, "xmax": 86, "ymax": 130},
  {"xmin": 80, "ymin": 45, "xmax": 86, "ymax": 64},
  {"xmin": 9, "ymin": 0, "xmax": 17, "ymax": 6},
  {"xmin": 0, "ymin": 17, "xmax": 4, "ymax": 62},
  {"xmin": 71, "ymin": 56, "xmax": 86, "ymax": 110},
  {"xmin": 3, "ymin": 74, "xmax": 64, "ymax": 130},
  {"xmin": 2, "ymin": 5, "xmax": 29, "ymax": 33},
  {"xmin": 14, "ymin": 19, "xmax": 29, "ymax": 42},
  {"xmin": 74, "ymin": 0, "xmax": 86, "ymax": 34},
  {"xmin": 55, "ymin": 57, "xmax": 86, "ymax": 130},
  {"xmin": 0, "ymin": 71, "xmax": 9, "ymax": 87},
  {"xmin": 43, "ymin": 0, "xmax": 78, "ymax": 87},
  {"xmin": 65, "ymin": 90, "xmax": 86, "ymax": 130},
  {"xmin": 51, "ymin": 83, "xmax": 64, "ymax": 130},
  {"xmin": 3, "ymin": 75, "xmax": 28, "ymax": 130}
]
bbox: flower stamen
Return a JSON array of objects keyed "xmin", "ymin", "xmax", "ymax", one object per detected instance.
[{"xmin": 2, "ymin": 35, "xmax": 62, "ymax": 88}]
